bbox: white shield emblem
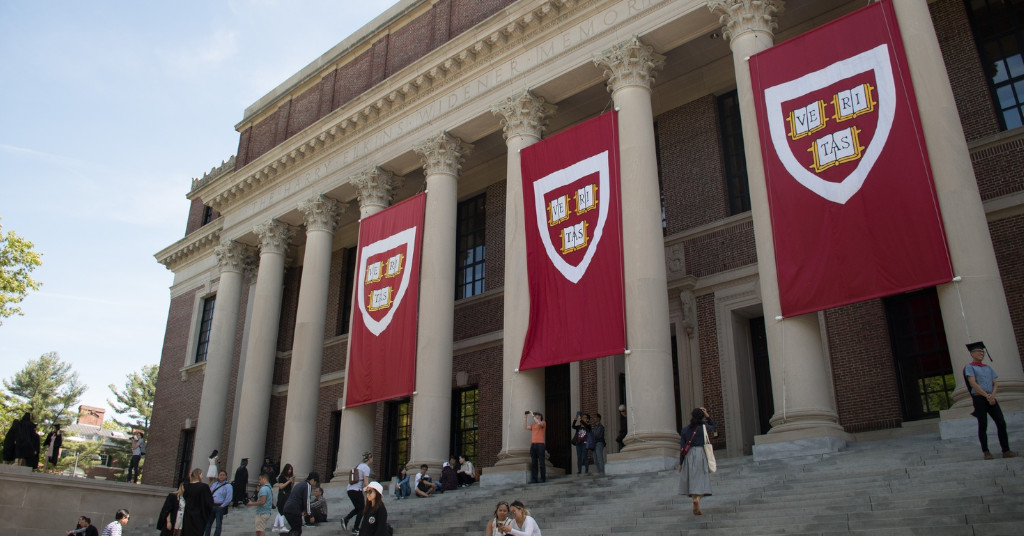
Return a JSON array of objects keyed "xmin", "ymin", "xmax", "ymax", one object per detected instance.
[
  {"xmin": 763, "ymin": 44, "xmax": 896, "ymax": 204},
  {"xmin": 532, "ymin": 151, "xmax": 610, "ymax": 284},
  {"xmin": 357, "ymin": 227, "xmax": 417, "ymax": 336}
]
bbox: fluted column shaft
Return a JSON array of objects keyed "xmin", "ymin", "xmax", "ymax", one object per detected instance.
[
  {"xmin": 281, "ymin": 195, "xmax": 342, "ymax": 476},
  {"xmin": 233, "ymin": 220, "xmax": 292, "ymax": 479},
  {"xmin": 491, "ymin": 91, "xmax": 555, "ymax": 476},
  {"xmin": 709, "ymin": 0, "xmax": 844, "ymax": 443},
  {"xmin": 408, "ymin": 133, "xmax": 471, "ymax": 469},
  {"xmin": 595, "ymin": 38, "xmax": 679, "ymax": 466},
  {"xmin": 891, "ymin": 0, "xmax": 1024, "ymax": 403},
  {"xmin": 335, "ymin": 168, "xmax": 400, "ymax": 480},
  {"xmin": 194, "ymin": 240, "xmax": 254, "ymax": 470}
]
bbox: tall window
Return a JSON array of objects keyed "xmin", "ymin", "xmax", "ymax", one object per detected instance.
[
  {"xmin": 194, "ymin": 296, "xmax": 216, "ymax": 363},
  {"xmin": 884, "ymin": 288, "xmax": 955, "ymax": 420},
  {"xmin": 455, "ymin": 194, "xmax": 486, "ymax": 299},
  {"xmin": 201, "ymin": 205, "xmax": 215, "ymax": 225},
  {"xmin": 966, "ymin": 0, "xmax": 1024, "ymax": 130},
  {"xmin": 338, "ymin": 247, "xmax": 357, "ymax": 335},
  {"xmin": 718, "ymin": 91, "xmax": 751, "ymax": 214},
  {"xmin": 383, "ymin": 400, "xmax": 411, "ymax": 479},
  {"xmin": 451, "ymin": 388, "xmax": 479, "ymax": 461}
]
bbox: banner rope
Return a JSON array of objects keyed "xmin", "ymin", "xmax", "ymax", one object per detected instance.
[{"xmin": 952, "ymin": 275, "xmax": 971, "ymax": 342}]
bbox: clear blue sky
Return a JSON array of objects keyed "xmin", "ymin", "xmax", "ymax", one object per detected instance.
[{"xmin": 0, "ymin": 0, "xmax": 395, "ymax": 418}]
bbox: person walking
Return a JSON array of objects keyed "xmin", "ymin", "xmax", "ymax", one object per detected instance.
[
  {"xmin": 498, "ymin": 500, "xmax": 541, "ymax": 536},
  {"xmin": 678, "ymin": 407, "xmax": 715, "ymax": 516},
  {"xmin": 590, "ymin": 413, "xmax": 606, "ymax": 474},
  {"xmin": 43, "ymin": 423, "xmax": 63, "ymax": 471},
  {"xmin": 205, "ymin": 470, "xmax": 232, "ymax": 536},
  {"xmin": 183, "ymin": 468, "xmax": 215, "ymax": 536},
  {"xmin": 343, "ymin": 452, "xmax": 372, "ymax": 531},
  {"xmin": 524, "ymin": 411, "xmax": 546, "ymax": 484},
  {"xmin": 356, "ymin": 481, "xmax": 388, "ymax": 536},
  {"xmin": 271, "ymin": 463, "xmax": 295, "ymax": 533},
  {"xmin": 246, "ymin": 472, "xmax": 275, "ymax": 536},
  {"xmin": 964, "ymin": 341, "xmax": 1018, "ymax": 460},
  {"xmin": 571, "ymin": 413, "xmax": 591, "ymax": 475}
]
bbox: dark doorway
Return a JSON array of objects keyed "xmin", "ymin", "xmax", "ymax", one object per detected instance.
[
  {"xmin": 544, "ymin": 363, "xmax": 571, "ymax": 473},
  {"xmin": 884, "ymin": 287, "xmax": 955, "ymax": 420},
  {"xmin": 450, "ymin": 387, "xmax": 479, "ymax": 462},
  {"xmin": 175, "ymin": 429, "xmax": 195, "ymax": 487},
  {"xmin": 670, "ymin": 332, "xmax": 683, "ymax": 432},
  {"xmin": 325, "ymin": 410, "xmax": 341, "ymax": 482},
  {"xmin": 382, "ymin": 399, "xmax": 411, "ymax": 481},
  {"xmin": 750, "ymin": 316, "xmax": 775, "ymax": 435}
]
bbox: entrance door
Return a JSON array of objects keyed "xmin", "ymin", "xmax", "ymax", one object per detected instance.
[
  {"xmin": 884, "ymin": 288, "xmax": 955, "ymax": 420},
  {"xmin": 750, "ymin": 317, "xmax": 775, "ymax": 435},
  {"xmin": 175, "ymin": 429, "xmax": 195, "ymax": 487},
  {"xmin": 544, "ymin": 364, "xmax": 571, "ymax": 472},
  {"xmin": 382, "ymin": 399, "xmax": 411, "ymax": 480},
  {"xmin": 326, "ymin": 411, "xmax": 341, "ymax": 482}
]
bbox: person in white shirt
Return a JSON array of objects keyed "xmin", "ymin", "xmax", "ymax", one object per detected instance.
[
  {"xmin": 342, "ymin": 451, "xmax": 372, "ymax": 532},
  {"xmin": 100, "ymin": 510, "xmax": 129, "ymax": 536},
  {"xmin": 498, "ymin": 500, "xmax": 540, "ymax": 536},
  {"xmin": 456, "ymin": 455, "xmax": 475, "ymax": 487},
  {"xmin": 413, "ymin": 463, "xmax": 437, "ymax": 497}
]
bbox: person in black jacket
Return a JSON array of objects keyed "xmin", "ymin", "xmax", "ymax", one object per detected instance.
[
  {"xmin": 232, "ymin": 458, "xmax": 249, "ymax": 506},
  {"xmin": 182, "ymin": 468, "xmax": 215, "ymax": 536},
  {"xmin": 67, "ymin": 516, "xmax": 99, "ymax": 536},
  {"xmin": 43, "ymin": 424, "xmax": 63, "ymax": 470},
  {"xmin": 358, "ymin": 482, "xmax": 388, "ymax": 536},
  {"xmin": 282, "ymin": 472, "xmax": 319, "ymax": 536},
  {"xmin": 157, "ymin": 484, "xmax": 184, "ymax": 536}
]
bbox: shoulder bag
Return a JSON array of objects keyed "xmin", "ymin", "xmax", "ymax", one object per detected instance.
[{"xmin": 702, "ymin": 425, "xmax": 717, "ymax": 473}]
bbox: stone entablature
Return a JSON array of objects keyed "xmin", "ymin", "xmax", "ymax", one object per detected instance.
[
  {"xmin": 189, "ymin": 155, "xmax": 236, "ymax": 195},
  {"xmin": 189, "ymin": 0, "xmax": 685, "ymax": 220},
  {"xmin": 155, "ymin": 222, "xmax": 222, "ymax": 271}
]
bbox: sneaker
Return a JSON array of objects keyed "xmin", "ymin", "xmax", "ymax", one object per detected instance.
[
  {"xmin": 1004, "ymin": 451, "xmax": 1019, "ymax": 458},
  {"xmin": 983, "ymin": 452, "xmax": 994, "ymax": 460},
  {"xmin": 341, "ymin": 518, "xmax": 349, "ymax": 531}
]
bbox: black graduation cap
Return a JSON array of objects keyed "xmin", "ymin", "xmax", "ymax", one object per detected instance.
[{"xmin": 966, "ymin": 341, "xmax": 986, "ymax": 352}]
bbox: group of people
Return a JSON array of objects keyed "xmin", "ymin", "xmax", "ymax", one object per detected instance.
[
  {"xmin": 2, "ymin": 413, "xmax": 41, "ymax": 468},
  {"xmin": 569, "ymin": 412, "xmax": 607, "ymax": 475},
  {"xmin": 69, "ymin": 510, "xmax": 130, "ymax": 536},
  {"xmin": 485, "ymin": 500, "xmax": 541, "ymax": 536}
]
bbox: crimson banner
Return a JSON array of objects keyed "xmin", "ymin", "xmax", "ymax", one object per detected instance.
[
  {"xmin": 749, "ymin": 0, "xmax": 952, "ymax": 317},
  {"xmin": 520, "ymin": 111, "xmax": 626, "ymax": 370},
  {"xmin": 346, "ymin": 193, "xmax": 425, "ymax": 407}
]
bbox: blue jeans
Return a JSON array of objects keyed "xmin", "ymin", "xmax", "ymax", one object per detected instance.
[
  {"xmin": 575, "ymin": 442, "xmax": 589, "ymax": 473},
  {"xmin": 126, "ymin": 454, "xmax": 141, "ymax": 482},
  {"xmin": 395, "ymin": 478, "xmax": 411, "ymax": 499},
  {"xmin": 594, "ymin": 442, "xmax": 606, "ymax": 473},
  {"xmin": 204, "ymin": 506, "xmax": 226, "ymax": 536},
  {"xmin": 529, "ymin": 443, "xmax": 546, "ymax": 483}
]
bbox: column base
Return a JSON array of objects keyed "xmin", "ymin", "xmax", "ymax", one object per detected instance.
[
  {"xmin": 752, "ymin": 426, "xmax": 850, "ymax": 461},
  {"xmin": 605, "ymin": 442, "xmax": 679, "ymax": 475},
  {"xmin": 939, "ymin": 398, "xmax": 1024, "ymax": 440},
  {"xmin": 482, "ymin": 450, "xmax": 565, "ymax": 486}
]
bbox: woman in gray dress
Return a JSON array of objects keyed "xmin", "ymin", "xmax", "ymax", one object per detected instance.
[{"xmin": 678, "ymin": 407, "xmax": 715, "ymax": 515}]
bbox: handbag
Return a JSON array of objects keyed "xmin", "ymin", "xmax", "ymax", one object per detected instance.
[
  {"xmin": 702, "ymin": 425, "xmax": 717, "ymax": 473},
  {"xmin": 570, "ymin": 433, "xmax": 578, "ymax": 446},
  {"xmin": 680, "ymin": 428, "xmax": 699, "ymax": 457}
]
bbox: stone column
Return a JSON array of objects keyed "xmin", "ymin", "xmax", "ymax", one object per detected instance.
[
  {"xmin": 194, "ymin": 240, "xmax": 255, "ymax": 468},
  {"xmin": 594, "ymin": 37, "xmax": 680, "ymax": 472},
  {"xmin": 334, "ymin": 167, "xmax": 401, "ymax": 480},
  {"xmin": 280, "ymin": 195, "xmax": 343, "ymax": 476},
  {"xmin": 708, "ymin": 0, "xmax": 848, "ymax": 460},
  {"xmin": 407, "ymin": 133, "xmax": 471, "ymax": 469},
  {"xmin": 890, "ymin": 0, "xmax": 1024, "ymax": 405},
  {"xmin": 486, "ymin": 90, "xmax": 556, "ymax": 485},
  {"xmin": 232, "ymin": 220, "xmax": 292, "ymax": 477}
]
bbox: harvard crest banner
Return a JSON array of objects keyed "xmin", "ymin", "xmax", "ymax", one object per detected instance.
[
  {"xmin": 346, "ymin": 193, "xmax": 425, "ymax": 407},
  {"xmin": 749, "ymin": 0, "xmax": 952, "ymax": 317},
  {"xmin": 520, "ymin": 111, "xmax": 626, "ymax": 370}
]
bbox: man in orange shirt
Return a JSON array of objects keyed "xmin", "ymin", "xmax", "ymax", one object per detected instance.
[{"xmin": 524, "ymin": 411, "xmax": 546, "ymax": 484}]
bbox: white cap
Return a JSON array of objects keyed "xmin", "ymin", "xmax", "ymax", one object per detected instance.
[{"xmin": 367, "ymin": 481, "xmax": 383, "ymax": 496}]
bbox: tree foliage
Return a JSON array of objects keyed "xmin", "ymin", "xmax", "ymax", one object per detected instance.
[
  {"xmin": 107, "ymin": 364, "xmax": 158, "ymax": 433},
  {"xmin": 0, "ymin": 218, "xmax": 43, "ymax": 324},
  {"xmin": 2, "ymin": 352, "xmax": 86, "ymax": 427}
]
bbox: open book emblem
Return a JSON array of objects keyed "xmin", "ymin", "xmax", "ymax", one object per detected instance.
[
  {"xmin": 357, "ymin": 227, "xmax": 416, "ymax": 336},
  {"xmin": 763, "ymin": 44, "xmax": 896, "ymax": 204},
  {"xmin": 532, "ymin": 151, "xmax": 611, "ymax": 284}
]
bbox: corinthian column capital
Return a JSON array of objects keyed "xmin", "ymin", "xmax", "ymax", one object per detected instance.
[
  {"xmin": 707, "ymin": 0, "xmax": 784, "ymax": 42},
  {"xmin": 491, "ymin": 90, "xmax": 557, "ymax": 142},
  {"xmin": 299, "ymin": 194, "xmax": 345, "ymax": 233},
  {"xmin": 354, "ymin": 167, "xmax": 404, "ymax": 213},
  {"xmin": 593, "ymin": 36, "xmax": 665, "ymax": 94},
  {"xmin": 214, "ymin": 240, "xmax": 256, "ymax": 275},
  {"xmin": 415, "ymin": 132, "xmax": 473, "ymax": 177},
  {"xmin": 254, "ymin": 219, "xmax": 293, "ymax": 256}
]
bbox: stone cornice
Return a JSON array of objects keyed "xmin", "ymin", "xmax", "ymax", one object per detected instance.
[
  {"xmin": 491, "ymin": 89, "xmax": 557, "ymax": 141},
  {"xmin": 155, "ymin": 223, "xmax": 222, "ymax": 271},
  {"xmin": 298, "ymin": 194, "xmax": 345, "ymax": 233},
  {"xmin": 190, "ymin": 0, "xmax": 589, "ymax": 213},
  {"xmin": 594, "ymin": 36, "xmax": 666, "ymax": 93},
  {"xmin": 416, "ymin": 132, "xmax": 473, "ymax": 177},
  {"xmin": 707, "ymin": 0, "xmax": 784, "ymax": 42},
  {"xmin": 189, "ymin": 156, "xmax": 236, "ymax": 198}
]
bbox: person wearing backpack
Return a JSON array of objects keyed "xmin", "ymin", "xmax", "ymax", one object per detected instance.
[
  {"xmin": 246, "ymin": 472, "xmax": 275, "ymax": 536},
  {"xmin": 964, "ymin": 341, "xmax": 1018, "ymax": 460},
  {"xmin": 342, "ymin": 451, "xmax": 372, "ymax": 533}
]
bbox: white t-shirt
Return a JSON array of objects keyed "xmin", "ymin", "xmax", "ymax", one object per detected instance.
[
  {"xmin": 508, "ymin": 515, "xmax": 541, "ymax": 536},
  {"xmin": 346, "ymin": 462, "xmax": 370, "ymax": 492}
]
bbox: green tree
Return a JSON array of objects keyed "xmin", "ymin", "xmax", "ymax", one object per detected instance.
[
  {"xmin": 2, "ymin": 352, "xmax": 86, "ymax": 427},
  {"xmin": 0, "ymin": 218, "xmax": 43, "ymax": 325},
  {"xmin": 107, "ymin": 364, "xmax": 158, "ymax": 432}
]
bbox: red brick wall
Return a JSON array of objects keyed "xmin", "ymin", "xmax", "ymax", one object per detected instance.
[
  {"xmin": 989, "ymin": 214, "xmax": 1024, "ymax": 372},
  {"xmin": 683, "ymin": 221, "xmax": 757, "ymax": 278},
  {"xmin": 579, "ymin": 359, "xmax": 598, "ymax": 416},
  {"xmin": 697, "ymin": 294, "xmax": 726, "ymax": 450},
  {"xmin": 657, "ymin": 95, "xmax": 730, "ymax": 234},
  {"xmin": 451, "ymin": 345, "xmax": 503, "ymax": 468},
  {"xmin": 287, "ymin": 85, "xmax": 322, "ymax": 139},
  {"xmin": 184, "ymin": 198, "xmax": 219, "ymax": 236},
  {"xmin": 932, "ymin": 0, "xmax": 1000, "ymax": 142},
  {"xmin": 450, "ymin": 0, "xmax": 515, "ymax": 36},
  {"xmin": 971, "ymin": 136, "xmax": 1024, "ymax": 200},
  {"xmin": 145, "ymin": 288, "xmax": 203, "ymax": 486},
  {"xmin": 824, "ymin": 300, "xmax": 903, "ymax": 433}
]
